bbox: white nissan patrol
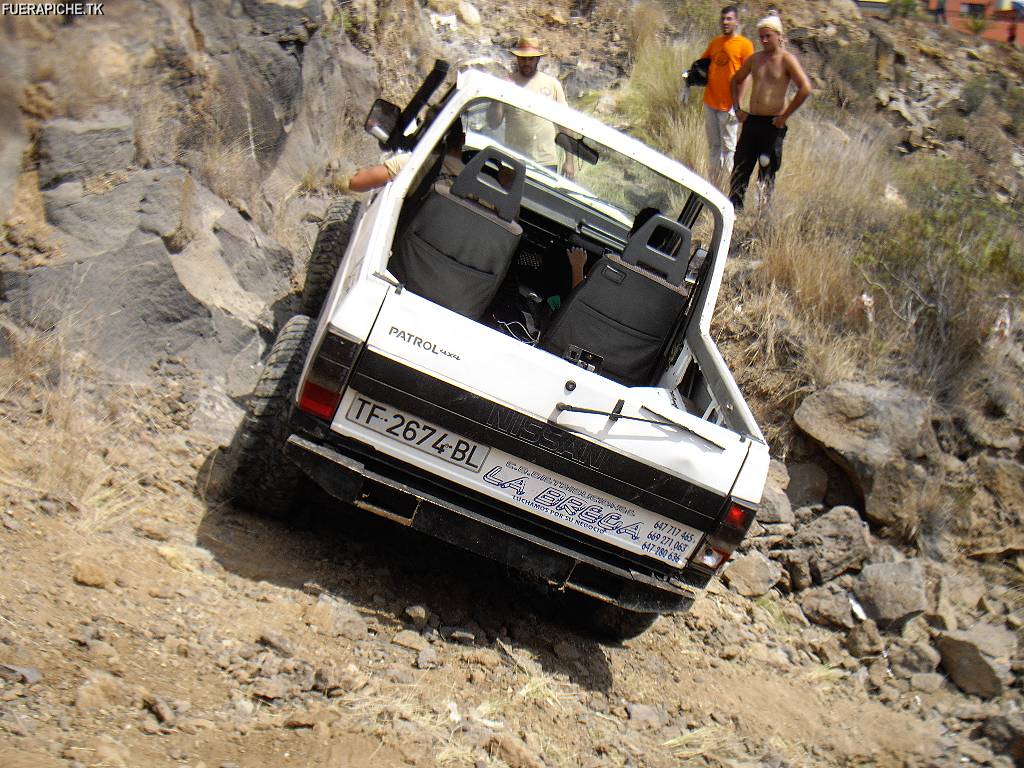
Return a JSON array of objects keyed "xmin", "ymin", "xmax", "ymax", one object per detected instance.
[{"xmin": 226, "ymin": 62, "xmax": 769, "ymax": 638}]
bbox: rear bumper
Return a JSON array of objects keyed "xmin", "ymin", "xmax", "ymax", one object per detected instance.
[{"xmin": 285, "ymin": 424, "xmax": 712, "ymax": 614}]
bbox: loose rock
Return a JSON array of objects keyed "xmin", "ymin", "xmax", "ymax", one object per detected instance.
[
  {"xmin": 846, "ymin": 620, "xmax": 885, "ymax": 658},
  {"xmin": 937, "ymin": 625, "xmax": 1016, "ymax": 699},
  {"xmin": 0, "ymin": 663, "xmax": 42, "ymax": 684},
  {"xmin": 258, "ymin": 631, "xmax": 295, "ymax": 658},
  {"xmin": 723, "ymin": 552, "xmax": 782, "ymax": 597},
  {"xmin": 854, "ymin": 561, "xmax": 928, "ymax": 629},
  {"xmin": 626, "ymin": 702, "xmax": 664, "ymax": 730},
  {"xmin": 801, "ymin": 586, "xmax": 855, "ymax": 629},
  {"xmin": 392, "ymin": 629, "xmax": 430, "ymax": 652},
  {"xmin": 792, "ymin": 506, "xmax": 872, "ymax": 583},
  {"xmin": 72, "ymin": 560, "xmax": 111, "ymax": 589},
  {"xmin": 404, "ymin": 604, "xmax": 429, "ymax": 629},
  {"xmin": 416, "ymin": 647, "xmax": 440, "ymax": 669}
]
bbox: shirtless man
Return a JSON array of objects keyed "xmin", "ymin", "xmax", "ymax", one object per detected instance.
[{"xmin": 727, "ymin": 15, "xmax": 812, "ymax": 210}]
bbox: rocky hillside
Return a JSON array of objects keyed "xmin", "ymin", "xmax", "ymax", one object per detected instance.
[{"xmin": 1, "ymin": 1, "xmax": 1023, "ymax": 767}]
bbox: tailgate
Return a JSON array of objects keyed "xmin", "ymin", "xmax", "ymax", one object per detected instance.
[{"xmin": 329, "ymin": 289, "xmax": 752, "ymax": 565}]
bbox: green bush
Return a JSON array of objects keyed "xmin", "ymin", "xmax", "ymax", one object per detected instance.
[
  {"xmin": 960, "ymin": 76, "xmax": 989, "ymax": 114},
  {"xmin": 860, "ymin": 156, "xmax": 1024, "ymax": 394}
]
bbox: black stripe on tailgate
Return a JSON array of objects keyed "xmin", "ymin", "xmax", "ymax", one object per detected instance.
[{"xmin": 349, "ymin": 351, "xmax": 726, "ymax": 531}]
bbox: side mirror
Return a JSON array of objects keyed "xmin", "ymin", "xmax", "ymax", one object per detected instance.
[{"xmin": 365, "ymin": 99, "xmax": 401, "ymax": 145}]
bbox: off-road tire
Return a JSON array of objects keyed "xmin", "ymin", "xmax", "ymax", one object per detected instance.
[
  {"xmin": 300, "ymin": 199, "xmax": 360, "ymax": 316},
  {"xmin": 225, "ymin": 314, "xmax": 315, "ymax": 516}
]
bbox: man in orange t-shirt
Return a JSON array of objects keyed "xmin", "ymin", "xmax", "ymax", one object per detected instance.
[{"xmin": 700, "ymin": 6, "xmax": 753, "ymax": 181}]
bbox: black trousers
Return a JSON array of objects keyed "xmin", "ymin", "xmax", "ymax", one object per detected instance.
[{"xmin": 729, "ymin": 115, "xmax": 787, "ymax": 210}]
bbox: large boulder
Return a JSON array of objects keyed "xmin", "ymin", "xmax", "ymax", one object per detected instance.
[
  {"xmin": 794, "ymin": 382, "xmax": 945, "ymax": 529},
  {"xmin": 184, "ymin": 0, "xmax": 377, "ymax": 229},
  {"xmin": 967, "ymin": 457, "xmax": 1024, "ymax": 555},
  {"xmin": 937, "ymin": 625, "xmax": 1017, "ymax": 699},
  {"xmin": 240, "ymin": 0, "xmax": 322, "ymax": 33},
  {"xmin": 3, "ymin": 167, "xmax": 293, "ymax": 438},
  {"xmin": 36, "ymin": 113, "xmax": 136, "ymax": 189},
  {"xmin": 785, "ymin": 462, "xmax": 828, "ymax": 508},
  {"xmin": 853, "ymin": 560, "xmax": 928, "ymax": 630},
  {"xmin": 792, "ymin": 506, "xmax": 872, "ymax": 583}
]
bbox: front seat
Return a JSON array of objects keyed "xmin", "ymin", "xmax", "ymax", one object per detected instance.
[
  {"xmin": 389, "ymin": 146, "xmax": 526, "ymax": 319},
  {"xmin": 540, "ymin": 214, "xmax": 694, "ymax": 386}
]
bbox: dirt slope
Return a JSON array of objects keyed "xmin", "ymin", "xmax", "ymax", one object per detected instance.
[{"xmin": 0, "ymin": 363, "xmax": 941, "ymax": 768}]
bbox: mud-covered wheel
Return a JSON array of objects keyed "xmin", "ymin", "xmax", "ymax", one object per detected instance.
[
  {"xmin": 565, "ymin": 595, "xmax": 661, "ymax": 641},
  {"xmin": 225, "ymin": 314, "xmax": 315, "ymax": 516},
  {"xmin": 300, "ymin": 198, "xmax": 360, "ymax": 315}
]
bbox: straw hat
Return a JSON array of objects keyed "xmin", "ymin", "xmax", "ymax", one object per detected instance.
[{"xmin": 512, "ymin": 35, "xmax": 544, "ymax": 57}]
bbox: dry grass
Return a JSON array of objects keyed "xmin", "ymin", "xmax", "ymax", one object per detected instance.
[
  {"xmin": 0, "ymin": 322, "xmax": 153, "ymax": 537},
  {"xmin": 628, "ymin": 1, "xmax": 670, "ymax": 52},
  {"xmin": 663, "ymin": 725, "xmax": 729, "ymax": 759},
  {"xmin": 199, "ymin": 129, "xmax": 260, "ymax": 207},
  {"xmin": 514, "ymin": 672, "xmax": 578, "ymax": 711},
  {"xmin": 619, "ymin": 37, "xmax": 706, "ymax": 176},
  {"xmin": 32, "ymin": 34, "xmax": 135, "ymax": 119},
  {"xmin": 132, "ymin": 85, "xmax": 185, "ymax": 169},
  {"xmin": 803, "ymin": 664, "xmax": 848, "ymax": 691},
  {"xmin": 615, "ymin": 14, "xmax": 1023, "ymax": 452}
]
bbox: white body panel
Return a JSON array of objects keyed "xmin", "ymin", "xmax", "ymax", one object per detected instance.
[
  {"xmin": 362, "ymin": 290, "xmax": 758, "ymax": 500},
  {"xmin": 305, "ymin": 67, "xmax": 769, "ymax": 559}
]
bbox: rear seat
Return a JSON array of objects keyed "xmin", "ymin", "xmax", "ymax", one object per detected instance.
[
  {"xmin": 540, "ymin": 214, "xmax": 694, "ymax": 386},
  {"xmin": 389, "ymin": 147, "xmax": 526, "ymax": 319}
]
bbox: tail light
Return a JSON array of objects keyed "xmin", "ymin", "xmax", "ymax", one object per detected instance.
[
  {"xmin": 297, "ymin": 329, "xmax": 362, "ymax": 421},
  {"xmin": 694, "ymin": 502, "xmax": 756, "ymax": 572}
]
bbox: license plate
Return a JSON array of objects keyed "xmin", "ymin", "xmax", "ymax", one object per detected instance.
[{"xmin": 345, "ymin": 394, "xmax": 490, "ymax": 472}]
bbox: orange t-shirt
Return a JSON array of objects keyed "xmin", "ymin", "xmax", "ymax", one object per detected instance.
[{"xmin": 701, "ymin": 34, "xmax": 754, "ymax": 112}]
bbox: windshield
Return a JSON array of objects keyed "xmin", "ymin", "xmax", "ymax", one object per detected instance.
[{"xmin": 462, "ymin": 98, "xmax": 700, "ymax": 231}]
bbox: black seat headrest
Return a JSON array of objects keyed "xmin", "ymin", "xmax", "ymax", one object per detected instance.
[
  {"xmin": 621, "ymin": 214, "xmax": 692, "ymax": 287},
  {"xmin": 450, "ymin": 146, "xmax": 526, "ymax": 222}
]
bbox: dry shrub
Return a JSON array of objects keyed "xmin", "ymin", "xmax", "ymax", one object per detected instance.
[
  {"xmin": 199, "ymin": 129, "xmax": 261, "ymax": 207},
  {"xmin": 39, "ymin": 35, "xmax": 134, "ymax": 118},
  {"xmin": 0, "ymin": 321, "xmax": 151, "ymax": 535},
  {"xmin": 752, "ymin": 218, "xmax": 862, "ymax": 324},
  {"xmin": 671, "ymin": 0, "xmax": 722, "ymax": 39},
  {"xmin": 629, "ymin": 1, "xmax": 669, "ymax": 52},
  {"xmin": 132, "ymin": 85, "xmax": 185, "ymax": 168},
  {"xmin": 619, "ymin": 34, "xmax": 708, "ymax": 176}
]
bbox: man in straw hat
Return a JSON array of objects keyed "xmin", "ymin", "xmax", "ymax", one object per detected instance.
[
  {"xmin": 488, "ymin": 35, "xmax": 574, "ymax": 177},
  {"xmin": 727, "ymin": 14, "xmax": 811, "ymax": 210}
]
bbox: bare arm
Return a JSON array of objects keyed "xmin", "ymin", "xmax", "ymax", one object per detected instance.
[
  {"xmin": 775, "ymin": 53, "xmax": 812, "ymax": 127},
  {"xmin": 730, "ymin": 56, "xmax": 754, "ymax": 121},
  {"xmin": 347, "ymin": 164, "xmax": 394, "ymax": 192},
  {"xmin": 566, "ymin": 247, "xmax": 586, "ymax": 288}
]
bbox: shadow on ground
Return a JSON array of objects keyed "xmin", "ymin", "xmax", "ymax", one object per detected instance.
[{"xmin": 195, "ymin": 450, "xmax": 616, "ymax": 693}]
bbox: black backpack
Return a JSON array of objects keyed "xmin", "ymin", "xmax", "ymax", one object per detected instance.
[{"xmin": 684, "ymin": 57, "xmax": 710, "ymax": 87}]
